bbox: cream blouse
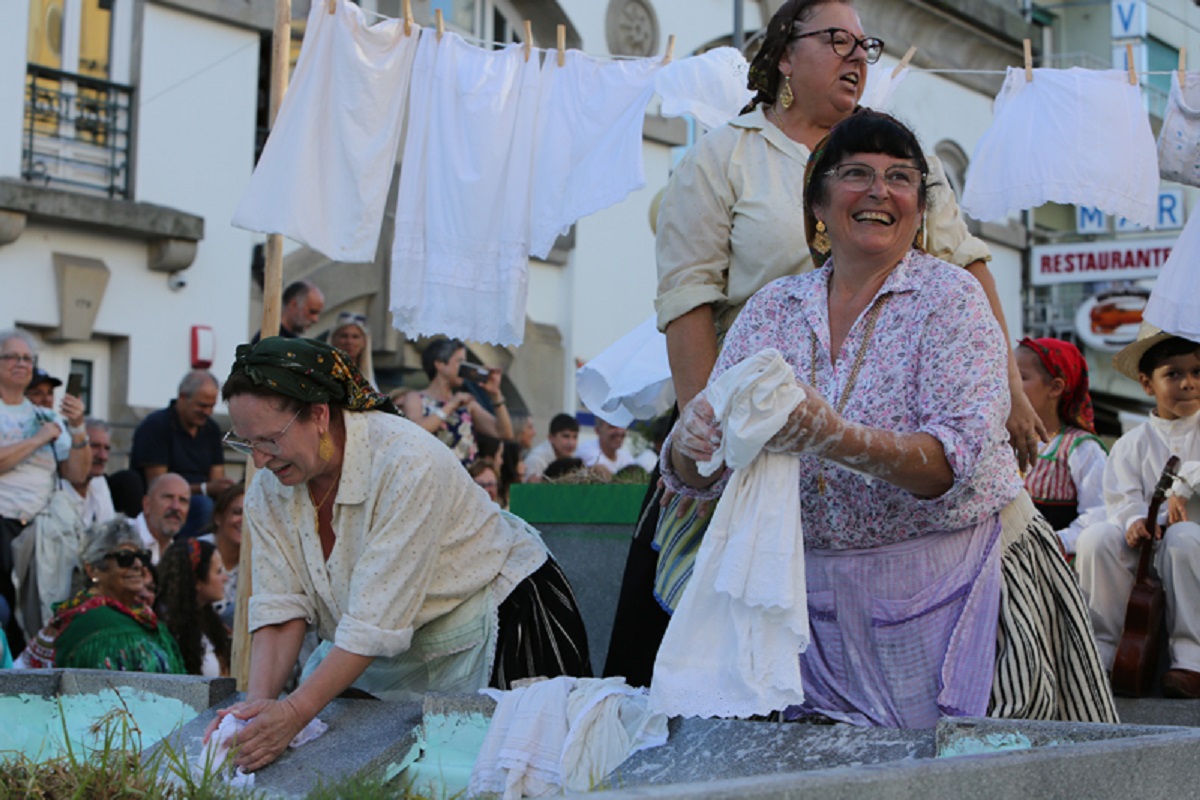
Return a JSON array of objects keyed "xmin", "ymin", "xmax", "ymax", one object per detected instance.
[
  {"xmin": 654, "ymin": 106, "xmax": 991, "ymax": 334},
  {"xmin": 246, "ymin": 410, "xmax": 547, "ymax": 659}
]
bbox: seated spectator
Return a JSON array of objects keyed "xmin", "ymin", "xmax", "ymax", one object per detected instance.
[
  {"xmin": 201, "ymin": 482, "xmax": 244, "ymax": 628},
  {"xmin": 251, "ymin": 279, "xmax": 325, "ymax": 343},
  {"xmin": 330, "ymin": 311, "xmax": 376, "ymax": 388},
  {"xmin": 544, "ymin": 457, "xmax": 586, "ymax": 481},
  {"xmin": 107, "ymin": 469, "xmax": 146, "ymax": 519},
  {"xmin": 18, "ymin": 516, "xmax": 184, "ymax": 673},
  {"xmin": 66, "ymin": 417, "xmax": 117, "ymax": 528},
  {"xmin": 136, "ymin": 473, "xmax": 190, "ymax": 565},
  {"xmin": 156, "ymin": 538, "xmax": 231, "ymax": 677},
  {"xmin": 524, "ymin": 414, "xmax": 580, "ymax": 483},
  {"xmin": 475, "ymin": 432, "xmax": 502, "ymax": 469},
  {"xmin": 130, "ymin": 370, "xmax": 234, "ymax": 537},
  {"xmin": 510, "ymin": 412, "xmax": 535, "ymax": 454},
  {"xmin": 24, "ymin": 367, "xmax": 61, "ymax": 409},
  {"xmin": 468, "ymin": 460, "xmax": 501, "ymax": 504},
  {"xmin": 497, "ymin": 440, "xmax": 523, "ymax": 508},
  {"xmin": 576, "ymin": 419, "xmax": 636, "ymax": 476},
  {"xmin": 403, "ymin": 338, "xmax": 513, "ymax": 465}
]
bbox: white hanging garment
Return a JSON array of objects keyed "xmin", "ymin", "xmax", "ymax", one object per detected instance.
[
  {"xmin": 231, "ymin": 1, "xmax": 419, "ymax": 262},
  {"xmin": 963, "ymin": 67, "xmax": 1158, "ymax": 227},
  {"xmin": 1158, "ymin": 71, "xmax": 1200, "ymax": 187},
  {"xmin": 1144, "ymin": 208, "xmax": 1200, "ymax": 338},
  {"xmin": 655, "ymin": 46, "xmax": 753, "ymax": 130},
  {"xmin": 650, "ymin": 349, "xmax": 809, "ymax": 719},
  {"xmin": 859, "ymin": 60, "xmax": 909, "ymax": 111},
  {"xmin": 576, "ymin": 315, "xmax": 673, "ymax": 428},
  {"xmin": 528, "ymin": 51, "xmax": 661, "ymax": 259},
  {"xmin": 391, "ymin": 31, "xmax": 542, "ymax": 346}
]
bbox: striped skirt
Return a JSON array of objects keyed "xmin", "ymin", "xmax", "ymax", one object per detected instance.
[
  {"xmin": 491, "ymin": 556, "xmax": 593, "ymax": 689},
  {"xmin": 988, "ymin": 492, "xmax": 1118, "ymax": 723}
]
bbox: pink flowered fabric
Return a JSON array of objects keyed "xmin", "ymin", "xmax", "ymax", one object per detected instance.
[{"xmin": 663, "ymin": 250, "xmax": 1022, "ymax": 550}]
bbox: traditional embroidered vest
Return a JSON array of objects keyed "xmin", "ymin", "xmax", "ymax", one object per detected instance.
[{"xmin": 1026, "ymin": 427, "xmax": 1105, "ymax": 532}]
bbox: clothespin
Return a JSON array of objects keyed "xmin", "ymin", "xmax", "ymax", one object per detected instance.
[
  {"xmin": 557, "ymin": 24, "xmax": 566, "ymax": 68},
  {"xmin": 663, "ymin": 34, "xmax": 675, "ymax": 65},
  {"xmin": 435, "ymin": 9, "xmax": 444, "ymax": 41},
  {"xmin": 524, "ymin": 20, "xmax": 533, "ymax": 62},
  {"xmin": 403, "ymin": 0, "xmax": 413, "ymax": 36},
  {"xmin": 892, "ymin": 45, "xmax": 917, "ymax": 79},
  {"xmin": 1179, "ymin": 48, "xmax": 1187, "ymax": 86},
  {"xmin": 327, "ymin": 0, "xmax": 336, "ymax": 13},
  {"xmin": 1023, "ymin": 39, "xmax": 1033, "ymax": 82},
  {"xmin": 1126, "ymin": 43, "xmax": 1137, "ymax": 86}
]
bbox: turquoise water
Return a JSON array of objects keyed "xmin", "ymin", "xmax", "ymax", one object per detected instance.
[
  {"xmin": 0, "ymin": 688, "xmax": 196, "ymax": 762},
  {"xmin": 389, "ymin": 711, "xmax": 492, "ymax": 799}
]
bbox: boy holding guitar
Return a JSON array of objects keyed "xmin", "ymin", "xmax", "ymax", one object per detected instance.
[{"xmin": 1076, "ymin": 323, "xmax": 1200, "ymax": 698}]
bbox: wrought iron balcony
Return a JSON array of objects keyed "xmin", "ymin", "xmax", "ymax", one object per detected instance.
[{"xmin": 23, "ymin": 64, "xmax": 133, "ymax": 199}]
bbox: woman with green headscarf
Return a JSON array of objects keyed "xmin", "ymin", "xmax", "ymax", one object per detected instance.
[{"xmin": 208, "ymin": 337, "xmax": 590, "ymax": 772}]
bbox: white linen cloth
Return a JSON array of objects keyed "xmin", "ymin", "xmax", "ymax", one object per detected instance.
[
  {"xmin": 576, "ymin": 315, "xmax": 673, "ymax": 427},
  {"xmin": 963, "ymin": 67, "xmax": 1159, "ymax": 227},
  {"xmin": 391, "ymin": 31, "xmax": 542, "ymax": 346},
  {"xmin": 1158, "ymin": 71, "xmax": 1200, "ymax": 188},
  {"xmin": 650, "ymin": 349, "xmax": 808, "ymax": 718},
  {"xmin": 859, "ymin": 60, "xmax": 910, "ymax": 111},
  {"xmin": 231, "ymin": 1, "xmax": 418, "ymax": 262},
  {"xmin": 655, "ymin": 47, "xmax": 753, "ymax": 130},
  {"xmin": 529, "ymin": 50, "xmax": 660, "ymax": 259},
  {"xmin": 200, "ymin": 713, "xmax": 328, "ymax": 787},
  {"xmin": 1144, "ymin": 207, "xmax": 1200, "ymax": 338},
  {"xmin": 468, "ymin": 676, "xmax": 667, "ymax": 799}
]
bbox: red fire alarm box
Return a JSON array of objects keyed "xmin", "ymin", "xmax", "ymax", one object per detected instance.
[{"xmin": 191, "ymin": 325, "xmax": 215, "ymax": 369}]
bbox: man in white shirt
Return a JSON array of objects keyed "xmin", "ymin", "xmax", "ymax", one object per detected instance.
[
  {"xmin": 524, "ymin": 413, "xmax": 580, "ymax": 482},
  {"xmin": 576, "ymin": 419, "xmax": 636, "ymax": 476},
  {"xmin": 135, "ymin": 472, "xmax": 189, "ymax": 564},
  {"xmin": 66, "ymin": 418, "xmax": 116, "ymax": 527}
]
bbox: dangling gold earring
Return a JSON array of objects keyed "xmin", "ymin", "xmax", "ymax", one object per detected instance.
[
  {"xmin": 813, "ymin": 220, "xmax": 831, "ymax": 254},
  {"xmin": 779, "ymin": 75, "xmax": 794, "ymax": 110},
  {"xmin": 913, "ymin": 215, "xmax": 927, "ymax": 252},
  {"xmin": 318, "ymin": 430, "xmax": 333, "ymax": 461}
]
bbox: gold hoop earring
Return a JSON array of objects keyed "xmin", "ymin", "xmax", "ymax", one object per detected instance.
[
  {"xmin": 318, "ymin": 430, "xmax": 333, "ymax": 462},
  {"xmin": 779, "ymin": 75, "xmax": 794, "ymax": 110},
  {"xmin": 813, "ymin": 220, "xmax": 831, "ymax": 255}
]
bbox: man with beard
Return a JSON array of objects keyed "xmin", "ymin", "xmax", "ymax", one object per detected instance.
[{"xmin": 135, "ymin": 473, "xmax": 189, "ymax": 565}]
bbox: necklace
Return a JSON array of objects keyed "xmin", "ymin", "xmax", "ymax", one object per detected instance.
[
  {"xmin": 307, "ymin": 472, "xmax": 341, "ymax": 513},
  {"xmin": 769, "ymin": 104, "xmax": 788, "ymax": 134},
  {"xmin": 808, "ymin": 293, "xmax": 891, "ymax": 494}
]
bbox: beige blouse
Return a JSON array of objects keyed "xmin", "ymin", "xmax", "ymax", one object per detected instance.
[
  {"xmin": 654, "ymin": 106, "xmax": 991, "ymax": 334},
  {"xmin": 246, "ymin": 410, "xmax": 546, "ymax": 659}
]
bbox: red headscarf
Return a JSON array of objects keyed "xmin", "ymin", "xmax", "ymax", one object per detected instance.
[{"xmin": 1018, "ymin": 337, "xmax": 1096, "ymax": 434}]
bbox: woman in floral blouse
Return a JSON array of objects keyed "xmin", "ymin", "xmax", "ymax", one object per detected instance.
[{"xmin": 665, "ymin": 110, "xmax": 1114, "ymax": 727}]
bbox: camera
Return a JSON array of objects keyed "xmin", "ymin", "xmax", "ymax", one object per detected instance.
[{"xmin": 458, "ymin": 362, "xmax": 491, "ymax": 381}]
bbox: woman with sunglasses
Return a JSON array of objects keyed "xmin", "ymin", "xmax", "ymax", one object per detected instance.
[
  {"xmin": 606, "ymin": 0, "xmax": 1043, "ymax": 685},
  {"xmin": 210, "ymin": 337, "xmax": 590, "ymax": 772},
  {"xmin": 17, "ymin": 515, "xmax": 184, "ymax": 673}
]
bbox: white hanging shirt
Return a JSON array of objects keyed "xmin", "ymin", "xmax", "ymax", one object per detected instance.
[
  {"xmin": 390, "ymin": 31, "xmax": 542, "ymax": 346},
  {"xmin": 859, "ymin": 61, "xmax": 910, "ymax": 112},
  {"xmin": 1158, "ymin": 71, "xmax": 1200, "ymax": 188},
  {"xmin": 655, "ymin": 46, "xmax": 753, "ymax": 131},
  {"xmin": 962, "ymin": 67, "xmax": 1158, "ymax": 227},
  {"xmin": 231, "ymin": 1, "xmax": 419, "ymax": 262},
  {"xmin": 529, "ymin": 50, "xmax": 661, "ymax": 259},
  {"xmin": 1145, "ymin": 206, "xmax": 1200, "ymax": 339},
  {"xmin": 576, "ymin": 315, "xmax": 673, "ymax": 428},
  {"xmin": 650, "ymin": 349, "xmax": 808, "ymax": 719}
]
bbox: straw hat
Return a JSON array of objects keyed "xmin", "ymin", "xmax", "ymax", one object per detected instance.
[{"xmin": 1112, "ymin": 321, "xmax": 1177, "ymax": 381}]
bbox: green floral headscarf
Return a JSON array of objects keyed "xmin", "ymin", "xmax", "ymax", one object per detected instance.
[{"xmin": 230, "ymin": 337, "xmax": 398, "ymax": 414}]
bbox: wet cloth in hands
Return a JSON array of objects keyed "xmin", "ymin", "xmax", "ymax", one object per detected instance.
[
  {"xmin": 650, "ymin": 349, "xmax": 808, "ymax": 718},
  {"xmin": 201, "ymin": 713, "xmax": 329, "ymax": 787}
]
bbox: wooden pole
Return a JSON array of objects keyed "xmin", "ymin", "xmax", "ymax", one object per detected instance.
[{"xmin": 232, "ymin": 0, "xmax": 291, "ymax": 690}]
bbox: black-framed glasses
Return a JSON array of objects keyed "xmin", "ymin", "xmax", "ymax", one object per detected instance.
[
  {"xmin": 825, "ymin": 162, "xmax": 925, "ymax": 192},
  {"xmin": 223, "ymin": 407, "xmax": 303, "ymax": 457},
  {"xmin": 0, "ymin": 353, "xmax": 37, "ymax": 366},
  {"xmin": 791, "ymin": 27, "xmax": 884, "ymax": 64},
  {"xmin": 105, "ymin": 549, "xmax": 153, "ymax": 569}
]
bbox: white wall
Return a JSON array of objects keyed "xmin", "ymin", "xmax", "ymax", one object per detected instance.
[
  {"xmin": 0, "ymin": 2, "xmax": 33, "ymax": 177},
  {"xmin": 131, "ymin": 4, "xmax": 260, "ymax": 407}
]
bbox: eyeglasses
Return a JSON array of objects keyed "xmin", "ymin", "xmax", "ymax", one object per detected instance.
[
  {"xmin": 0, "ymin": 353, "xmax": 36, "ymax": 365},
  {"xmin": 105, "ymin": 549, "xmax": 153, "ymax": 569},
  {"xmin": 223, "ymin": 408, "xmax": 303, "ymax": 456},
  {"xmin": 825, "ymin": 162, "xmax": 925, "ymax": 192},
  {"xmin": 791, "ymin": 27, "xmax": 884, "ymax": 64}
]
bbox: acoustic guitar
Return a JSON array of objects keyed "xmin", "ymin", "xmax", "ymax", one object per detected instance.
[{"xmin": 1111, "ymin": 455, "xmax": 1181, "ymax": 698}]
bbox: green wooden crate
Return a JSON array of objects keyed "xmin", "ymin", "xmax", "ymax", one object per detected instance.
[{"xmin": 509, "ymin": 483, "xmax": 648, "ymax": 525}]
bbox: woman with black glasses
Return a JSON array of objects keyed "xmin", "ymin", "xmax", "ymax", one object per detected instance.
[
  {"xmin": 17, "ymin": 516, "xmax": 184, "ymax": 673},
  {"xmin": 608, "ymin": 0, "xmax": 1042, "ymax": 686}
]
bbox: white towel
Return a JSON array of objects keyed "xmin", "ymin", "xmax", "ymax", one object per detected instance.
[
  {"xmin": 655, "ymin": 47, "xmax": 753, "ymax": 130},
  {"xmin": 576, "ymin": 315, "xmax": 674, "ymax": 427},
  {"xmin": 650, "ymin": 349, "xmax": 808, "ymax": 719},
  {"xmin": 469, "ymin": 677, "xmax": 667, "ymax": 798},
  {"xmin": 963, "ymin": 67, "xmax": 1158, "ymax": 227},
  {"xmin": 231, "ymin": 1, "xmax": 418, "ymax": 262},
  {"xmin": 199, "ymin": 712, "xmax": 329, "ymax": 787}
]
